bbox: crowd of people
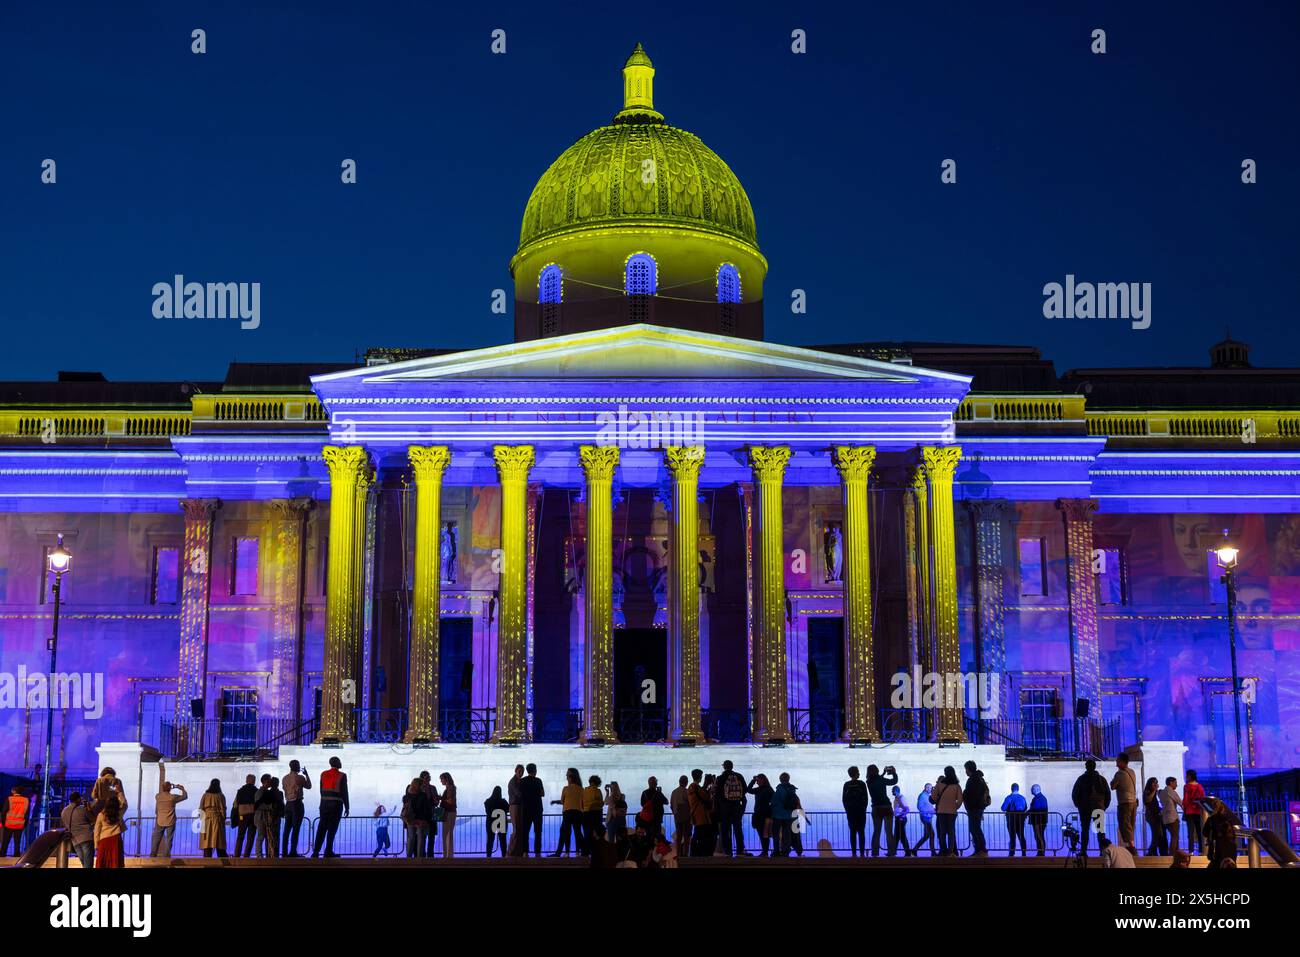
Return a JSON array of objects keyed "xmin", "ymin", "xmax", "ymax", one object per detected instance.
[{"xmin": 2, "ymin": 753, "xmax": 1234, "ymax": 868}]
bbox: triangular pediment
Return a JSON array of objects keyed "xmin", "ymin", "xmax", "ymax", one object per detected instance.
[{"xmin": 314, "ymin": 324, "xmax": 969, "ymax": 385}]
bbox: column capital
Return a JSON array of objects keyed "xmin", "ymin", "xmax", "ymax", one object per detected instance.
[
  {"xmin": 323, "ymin": 445, "xmax": 373, "ymax": 482},
  {"xmin": 266, "ymin": 497, "xmax": 314, "ymax": 521},
  {"xmin": 409, "ymin": 445, "xmax": 452, "ymax": 480},
  {"xmin": 747, "ymin": 445, "xmax": 791, "ymax": 481},
  {"xmin": 180, "ymin": 498, "xmax": 221, "ymax": 521},
  {"xmin": 908, "ymin": 465, "xmax": 928, "ymax": 496},
  {"xmin": 966, "ymin": 498, "xmax": 1013, "ymax": 522},
  {"xmin": 1056, "ymin": 497, "xmax": 1099, "ymax": 523},
  {"xmin": 579, "ymin": 444, "xmax": 621, "ymax": 482},
  {"xmin": 920, "ymin": 445, "xmax": 962, "ymax": 481},
  {"xmin": 493, "ymin": 444, "xmax": 535, "ymax": 483},
  {"xmin": 832, "ymin": 445, "xmax": 876, "ymax": 482},
  {"xmin": 664, "ymin": 445, "xmax": 705, "ymax": 480}
]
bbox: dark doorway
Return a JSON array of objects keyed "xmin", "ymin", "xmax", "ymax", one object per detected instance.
[
  {"xmin": 437, "ymin": 616, "xmax": 474, "ymax": 740},
  {"xmin": 614, "ymin": 627, "xmax": 668, "ymax": 741},
  {"xmin": 804, "ymin": 617, "xmax": 845, "ymax": 741}
]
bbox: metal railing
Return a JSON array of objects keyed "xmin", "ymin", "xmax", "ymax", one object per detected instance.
[{"xmin": 26, "ymin": 797, "xmax": 1294, "ymax": 862}]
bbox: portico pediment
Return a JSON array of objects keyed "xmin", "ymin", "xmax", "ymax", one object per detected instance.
[{"xmin": 313, "ymin": 324, "xmax": 969, "ymax": 385}]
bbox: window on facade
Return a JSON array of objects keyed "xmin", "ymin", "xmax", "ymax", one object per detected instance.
[
  {"xmin": 230, "ymin": 536, "xmax": 259, "ymax": 596},
  {"xmin": 1094, "ymin": 547, "xmax": 1124, "ymax": 605},
  {"xmin": 1209, "ymin": 689, "xmax": 1253, "ymax": 768},
  {"xmin": 1206, "ymin": 551, "xmax": 1228, "ymax": 604},
  {"xmin": 1019, "ymin": 688, "xmax": 1060, "ymax": 750},
  {"xmin": 1101, "ymin": 690, "xmax": 1141, "ymax": 745},
  {"xmin": 219, "ymin": 689, "xmax": 258, "ymax": 754},
  {"xmin": 625, "ymin": 253, "xmax": 657, "ymax": 323},
  {"xmin": 152, "ymin": 546, "xmax": 180, "ymax": 604},
  {"xmin": 717, "ymin": 263, "xmax": 740, "ymax": 334},
  {"xmin": 539, "ymin": 264, "xmax": 562, "ymax": 337},
  {"xmin": 1018, "ymin": 538, "xmax": 1046, "ymax": 596}
]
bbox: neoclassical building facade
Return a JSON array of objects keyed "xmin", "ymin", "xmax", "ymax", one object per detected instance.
[{"xmin": 2, "ymin": 46, "xmax": 1298, "ymax": 782}]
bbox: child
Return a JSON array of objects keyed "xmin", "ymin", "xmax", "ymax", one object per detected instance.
[
  {"xmin": 372, "ymin": 803, "xmax": 391, "ymax": 857},
  {"xmin": 891, "ymin": 785, "xmax": 914, "ymax": 857}
]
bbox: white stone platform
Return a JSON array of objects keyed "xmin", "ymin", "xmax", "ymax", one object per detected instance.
[{"xmin": 95, "ymin": 740, "xmax": 1187, "ymax": 820}]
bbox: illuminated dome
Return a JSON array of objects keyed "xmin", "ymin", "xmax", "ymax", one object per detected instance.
[
  {"xmin": 510, "ymin": 44, "xmax": 767, "ymax": 342},
  {"xmin": 515, "ymin": 44, "xmax": 760, "ymax": 257}
]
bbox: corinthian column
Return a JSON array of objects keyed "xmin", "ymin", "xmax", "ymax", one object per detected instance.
[
  {"xmin": 921, "ymin": 446, "xmax": 965, "ymax": 743},
  {"xmin": 748, "ymin": 445, "xmax": 791, "ymax": 743},
  {"xmin": 579, "ymin": 445, "xmax": 620, "ymax": 743},
  {"xmin": 833, "ymin": 446, "xmax": 879, "ymax": 742},
  {"xmin": 176, "ymin": 498, "xmax": 220, "ymax": 737},
  {"xmin": 404, "ymin": 446, "xmax": 451, "ymax": 743},
  {"xmin": 1058, "ymin": 498, "xmax": 1101, "ymax": 721},
  {"xmin": 665, "ymin": 445, "xmax": 706, "ymax": 743},
  {"xmin": 266, "ymin": 498, "xmax": 312, "ymax": 722},
  {"xmin": 318, "ymin": 445, "xmax": 373, "ymax": 744},
  {"xmin": 491, "ymin": 445, "xmax": 535, "ymax": 743}
]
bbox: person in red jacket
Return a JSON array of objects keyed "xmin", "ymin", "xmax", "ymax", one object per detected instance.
[
  {"xmin": 1182, "ymin": 769, "xmax": 1207, "ymax": 855},
  {"xmin": 312, "ymin": 756, "xmax": 350, "ymax": 858}
]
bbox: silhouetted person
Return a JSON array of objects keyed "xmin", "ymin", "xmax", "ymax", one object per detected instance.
[
  {"xmin": 747, "ymin": 773, "xmax": 774, "ymax": 857},
  {"xmin": 866, "ymin": 764, "xmax": 899, "ymax": 856},
  {"xmin": 962, "ymin": 760, "xmax": 990, "ymax": 857},
  {"xmin": 931, "ymin": 767, "xmax": 963, "ymax": 857},
  {"xmin": 312, "ymin": 756, "xmax": 349, "ymax": 858},
  {"xmin": 842, "ymin": 766, "xmax": 869, "ymax": 857},
  {"xmin": 1143, "ymin": 777, "xmax": 1166, "ymax": 856},
  {"xmin": 1071, "ymin": 758, "xmax": 1111, "ymax": 857},
  {"xmin": 715, "ymin": 759, "xmax": 747, "ymax": 856},
  {"xmin": 638, "ymin": 776, "xmax": 668, "ymax": 840},
  {"xmin": 232, "ymin": 774, "xmax": 259, "ymax": 857},
  {"xmin": 484, "ymin": 786, "xmax": 509, "ymax": 857},
  {"xmin": 281, "ymin": 759, "xmax": 311, "ymax": 857},
  {"xmin": 1110, "ymin": 753, "xmax": 1138, "ymax": 855},
  {"xmin": 1001, "ymin": 783, "xmax": 1027, "ymax": 856},
  {"xmin": 1183, "ymin": 770, "xmax": 1207, "ymax": 855},
  {"xmin": 516, "ymin": 763, "xmax": 545, "ymax": 857},
  {"xmin": 1028, "ymin": 784, "xmax": 1049, "ymax": 856}
]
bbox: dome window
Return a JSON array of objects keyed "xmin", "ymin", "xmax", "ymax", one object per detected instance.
[
  {"xmin": 539, "ymin": 264, "xmax": 563, "ymax": 337},
  {"xmin": 624, "ymin": 253, "xmax": 657, "ymax": 296},
  {"xmin": 717, "ymin": 263, "xmax": 741, "ymax": 303}
]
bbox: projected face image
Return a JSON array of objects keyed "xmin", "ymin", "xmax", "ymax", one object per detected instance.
[{"xmin": 1171, "ymin": 515, "xmax": 1214, "ymax": 574}]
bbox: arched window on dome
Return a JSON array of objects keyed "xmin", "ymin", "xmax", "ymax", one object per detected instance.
[
  {"xmin": 717, "ymin": 263, "xmax": 741, "ymax": 334},
  {"xmin": 624, "ymin": 252, "xmax": 656, "ymax": 324},
  {"xmin": 539, "ymin": 264, "xmax": 562, "ymax": 337}
]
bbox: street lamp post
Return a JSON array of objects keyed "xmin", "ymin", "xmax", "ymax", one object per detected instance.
[
  {"xmin": 40, "ymin": 534, "xmax": 71, "ymax": 834},
  {"xmin": 1215, "ymin": 536, "xmax": 1250, "ymax": 827}
]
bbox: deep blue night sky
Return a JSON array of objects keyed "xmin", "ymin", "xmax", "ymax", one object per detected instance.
[{"xmin": 2, "ymin": 1, "xmax": 1297, "ymax": 382}]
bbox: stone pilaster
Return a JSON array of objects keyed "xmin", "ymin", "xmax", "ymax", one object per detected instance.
[
  {"xmin": 909, "ymin": 467, "xmax": 933, "ymax": 676},
  {"xmin": 922, "ymin": 446, "xmax": 965, "ymax": 743},
  {"xmin": 665, "ymin": 445, "xmax": 706, "ymax": 743},
  {"xmin": 1058, "ymin": 498, "xmax": 1102, "ymax": 720},
  {"xmin": 968, "ymin": 499, "xmax": 1012, "ymax": 713},
  {"xmin": 265, "ymin": 497, "xmax": 313, "ymax": 722},
  {"xmin": 404, "ymin": 446, "xmax": 451, "ymax": 743},
  {"xmin": 833, "ymin": 445, "xmax": 879, "ymax": 742},
  {"xmin": 317, "ymin": 445, "xmax": 373, "ymax": 744},
  {"xmin": 579, "ymin": 445, "xmax": 620, "ymax": 743},
  {"xmin": 176, "ymin": 498, "xmax": 220, "ymax": 732},
  {"xmin": 491, "ymin": 445, "xmax": 535, "ymax": 742},
  {"xmin": 748, "ymin": 446, "xmax": 792, "ymax": 743}
]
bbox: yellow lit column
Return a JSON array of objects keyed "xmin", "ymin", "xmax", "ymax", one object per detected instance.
[
  {"xmin": 579, "ymin": 445, "xmax": 620, "ymax": 742},
  {"xmin": 318, "ymin": 445, "xmax": 373, "ymax": 743},
  {"xmin": 922, "ymin": 446, "xmax": 965, "ymax": 743},
  {"xmin": 491, "ymin": 445, "xmax": 535, "ymax": 743},
  {"xmin": 404, "ymin": 446, "xmax": 451, "ymax": 743},
  {"xmin": 833, "ymin": 446, "xmax": 879, "ymax": 742},
  {"xmin": 666, "ymin": 445, "xmax": 706, "ymax": 743},
  {"xmin": 909, "ymin": 467, "xmax": 933, "ymax": 677},
  {"xmin": 748, "ymin": 446, "xmax": 792, "ymax": 743},
  {"xmin": 176, "ymin": 498, "xmax": 220, "ymax": 743}
]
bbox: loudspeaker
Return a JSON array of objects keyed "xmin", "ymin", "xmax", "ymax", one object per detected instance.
[
  {"xmin": 189, "ymin": 698, "xmax": 204, "ymax": 720},
  {"xmin": 1074, "ymin": 697, "xmax": 1090, "ymax": 719},
  {"xmin": 460, "ymin": 661, "xmax": 473, "ymax": 693}
]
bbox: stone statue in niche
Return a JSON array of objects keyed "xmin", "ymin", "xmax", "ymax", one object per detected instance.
[
  {"xmin": 824, "ymin": 522, "xmax": 844, "ymax": 582},
  {"xmin": 440, "ymin": 521, "xmax": 458, "ymax": 584}
]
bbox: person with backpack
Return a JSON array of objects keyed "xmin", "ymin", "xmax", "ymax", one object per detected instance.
[
  {"xmin": 865, "ymin": 764, "xmax": 900, "ymax": 857},
  {"xmin": 232, "ymin": 773, "xmax": 259, "ymax": 858},
  {"xmin": 1071, "ymin": 758, "xmax": 1112, "ymax": 857},
  {"xmin": 842, "ymin": 766, "xmax": 869, "ymax": 857},
  {"xmin": 931, "ymin": 767, "xmax": 963, "ymax": 857},
  {"xmin": 962, "ymin": 760, "xmax": 990, "ymax": 857},
  {"xmin": 715, "ymin": 759, "xmax": 747, "ymax": 856},
  {"xmin": 638, "ymin": 776, "xmax": 668, "ymax": 840}
]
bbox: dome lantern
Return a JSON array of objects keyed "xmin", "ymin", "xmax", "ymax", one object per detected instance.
[{"xmin": 615, "ymin": 42, "xmax": 663, "ymax": 124}]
